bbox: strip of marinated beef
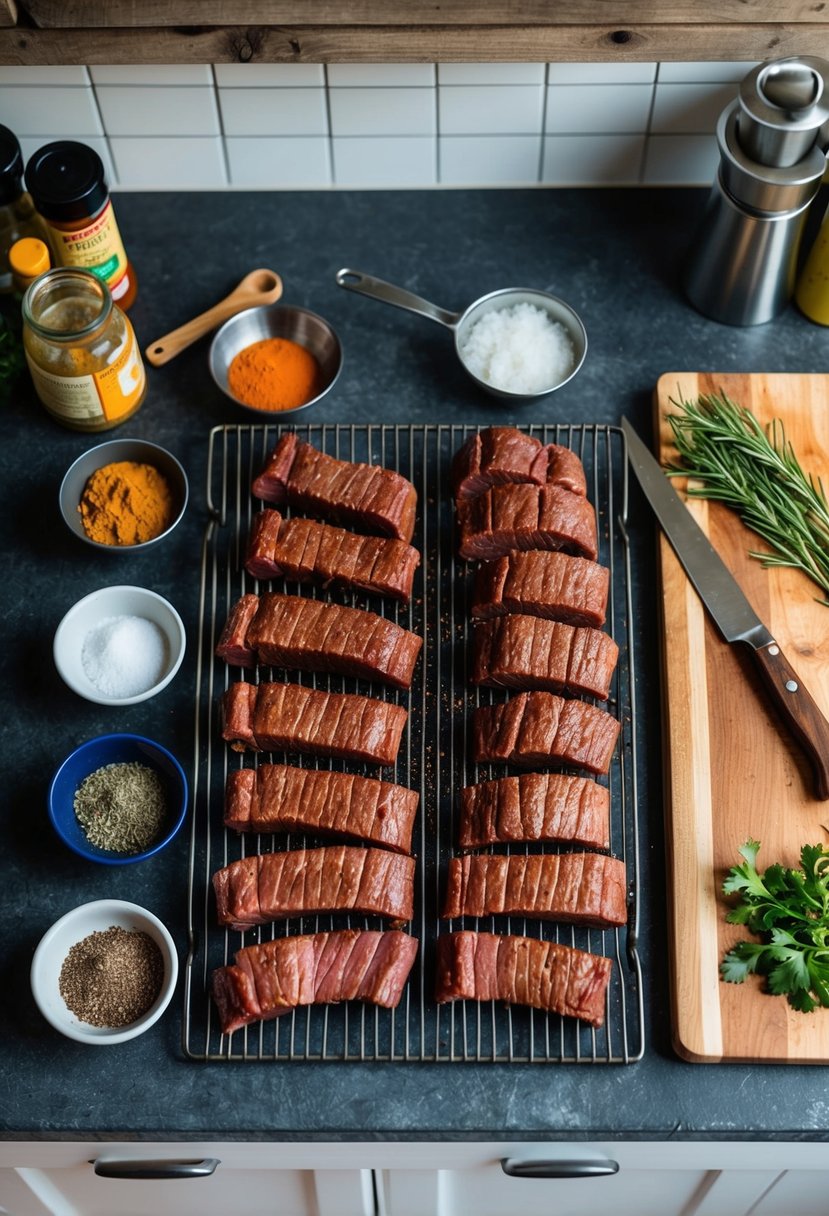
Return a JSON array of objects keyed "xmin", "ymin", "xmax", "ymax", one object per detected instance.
[
  {"xmin": 213, "ymin": 845, "xmax": 416, "ymax": 930},
  {"xmin": 453, "ymin": 427, "xmax": 587, "ymax": 503},
  {"xmin": 225, "ymin": 764, "xmax": 419, "ymax": 854},
  {"xmin": 220, "ymin": 681, "xmax": 408, "ymax": 766},
  {"xmin": 211, "ymin": 929, "xmax": 418, "ymax": 1034},
  {"xmin": 457, "ymin": 483, "xmax": 598, "ymax": 562},
  {"xmin": 434, "ymin": 930, "xmax": 611, "ymax": 1028},
  {"xmin": 471, "ymin": 550, "xmax": 609, "ymax": 629},
  {"xmin": 472, "ymin": 691, "xmax": 620, "ymax": 775},
  {"xmin": 245, "ymin": 508, "xmax": 421, "ymax": 602},
  {"xmin": 252, "ymin": 433, "xmax": 417, "ymax": 542},
  {"xmin": 458, "ymin": 772, "xmax": 609, "ymax": 851},
  {"xmin": 442, "ymin": 852, "xmax": 627, "ymax": 928},
  {"xmin": 472, "ymin": 615, "xmax": 618, "ymax": 701},
  {"xmin": 216, "ymin": 593, "xmax": 423, "ymax": 690}
]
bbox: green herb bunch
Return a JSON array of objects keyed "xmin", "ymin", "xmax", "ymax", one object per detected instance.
[
  {"xmin": 721, "ymin": 840, "xmax": 829, "ymax": 1013},
  {"xmin": 666, "ymin": 390, "xmax": 829, "ymax": 605}
]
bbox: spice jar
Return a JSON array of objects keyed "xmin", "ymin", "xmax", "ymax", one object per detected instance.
[
  {"xmin": 9, "ymin": 235, "xmax": 50, "ymax": 293},
  {"xmin": 0, "ymin": 124, "xmax": 42, "ymax": 294},
  {"xmin": 22, "ymin": 267, "xmax": 146, "ymax": 431},
  {"xmin": 25, "ymin": 141, "xmax": 137, "ymax": 310}
]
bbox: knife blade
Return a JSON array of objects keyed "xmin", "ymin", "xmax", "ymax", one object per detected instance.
[{"xmin": 621, "ymin": 415, "xmax": 829, "ymax": 801}]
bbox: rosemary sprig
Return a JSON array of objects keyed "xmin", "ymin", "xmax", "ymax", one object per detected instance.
[{"xmin": 665, "ymin": 390, "xmax": 829, "ymax": 606}]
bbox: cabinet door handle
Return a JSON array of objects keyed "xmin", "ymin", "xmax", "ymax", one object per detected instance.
[
  {"xmin": 501, "ymin": 1158, "xmax": 619, "ymax": 1179},
  {"xmin": 92, "ymin": 1158, "xmax": 220, "ymax": 1180}
]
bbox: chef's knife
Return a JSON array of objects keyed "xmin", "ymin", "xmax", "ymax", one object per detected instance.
[{"xmin": 621, "ymin": 415, "xmax": 829, "ymax": 801}]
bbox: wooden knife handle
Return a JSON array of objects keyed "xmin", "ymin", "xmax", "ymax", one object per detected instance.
[{"xmin": 751, "ymin": 641, "xmax": 829, "ymax": 801}]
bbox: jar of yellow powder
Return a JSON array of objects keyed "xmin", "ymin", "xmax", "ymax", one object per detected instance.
[{"xmin": 21, "ymin": 267, "xmax": 146, "ymax": 431}]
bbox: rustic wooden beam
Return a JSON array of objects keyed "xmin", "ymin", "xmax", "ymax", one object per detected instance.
[
  {"xmin": 16, "ymin": 1, "xmax": 827, "ymax": 29},
  {"xmin": 0, "ymin": 23, "xmax": 827, "ymax": 65}
]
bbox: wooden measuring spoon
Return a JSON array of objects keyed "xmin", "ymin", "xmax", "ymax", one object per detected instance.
[{"xmin": 144, "ymin": 268, "xmax": 283, "ymax": 366}]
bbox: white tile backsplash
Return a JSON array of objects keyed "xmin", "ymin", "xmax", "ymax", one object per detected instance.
[
  {"xmin": 2, "ymin": 86, "xmax": 103, "ymax": 137},
  {"xmin": 439, "ymin": 84, "xmax": 544, "ymax": 135},
  {"xmin": 0, "ymin": 59, "xmax": 756, "ymax": 190},
  {"xmin": 218, "ymin": 87, "xmax": 329, "ymax": 137},
  {"xmin": 651, "ymin": 81, "xmax": 738, "ymax": 134},
  {"xmin": 214, "ymin": 64, "xmax": 325, "ymax": 86},
  {"xmin": 542, "ymin": 134, "xmax": 645, "ymax": 184},
  {"xmin": 439, "ymin": 135, "xmax": 541, "ymax": 184},
  {"xmin": 95, "ymin": 85, "xmax": 220, "ymax": 137},
  {"xmin": 329, "ymin": 87, "xmax": 436, "ymax": 137},
  {"xmin": 109, "ymin": 137, "xmax": 227, "ymax": 188},
  {"xmin": 438, "ymin": 63, "xmax": 545, "ymax": 85},
  {"xmin": 547, "ymin": 63, "xmax": 656, "ymax": 84},
  {"xmin": 226, "ymin": 136, "xmax": 331, "ymax": 187},
  {"xmin": 545, "ymin": 83, "xmax": 654, "ymax": 134},
  {"xmin": 331, "ymin": 136, "xmax": 436, "ymax": 186},
  {"xmin": 89, "ymin": 66, "xmax": 213, "ymax": 85},
  {"xmin": 327, "ymin": 64, "xmax": 435, "ymax": 86}
]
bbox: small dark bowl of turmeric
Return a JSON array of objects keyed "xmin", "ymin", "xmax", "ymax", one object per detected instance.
[
  {"xmin": 59, "ymin": 438, "xmax": 189, "ymax": 552},
  {"xmin": 209, "ymin": 303, "xmax": 343, "ymax": 417}
]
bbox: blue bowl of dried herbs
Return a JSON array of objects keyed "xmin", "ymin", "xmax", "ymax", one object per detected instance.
[{"xmin": 48, "ymin": 733, "xmax": 188, "ymax": 865}]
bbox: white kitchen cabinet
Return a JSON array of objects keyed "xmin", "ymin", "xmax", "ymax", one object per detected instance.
[
  {"xmin": 0, "ymin": 1145, "xmax": 373, "ymax": 1216},
  {"xmin": 371, "ymin": 1142, "xmax": 829, "ymax": 1216},
  {"xmin": 3, "ymin": 1140, "xmax": 829, "ymax": 1216}
]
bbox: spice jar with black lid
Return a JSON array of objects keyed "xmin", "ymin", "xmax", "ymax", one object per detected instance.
[
  {"xmin": 0, "ymin": 124, "xmax": 41, "ymax": 294},
  {"xmin": 25, "ymin": 141, "xmax": 137, "ymax": 311},
  {"xmin": 22, "ymin": 266, "xmax": 146, "ymax": 431}
]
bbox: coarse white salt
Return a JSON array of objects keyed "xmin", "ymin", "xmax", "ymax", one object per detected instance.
[
  {"xmin": 459, "ymin": 301, "xmax": 576, "ymax": 395},
  {"xmin": 81, "ymin": 614, "xmax": 169, "ymax": 699}
]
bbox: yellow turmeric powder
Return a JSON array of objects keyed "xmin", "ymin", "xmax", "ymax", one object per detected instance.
[
  {"xmin": 227, "ymin": 337, "xmax": 321, "ymax": 411},
  {"xmin": 79, "ymin": 460, "xmax": 174, "ymax": 546}
]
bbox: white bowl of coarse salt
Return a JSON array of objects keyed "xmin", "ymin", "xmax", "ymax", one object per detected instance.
[{"xmin": 53, "ymin": 585, "xmax": 186, "ymax": 706}]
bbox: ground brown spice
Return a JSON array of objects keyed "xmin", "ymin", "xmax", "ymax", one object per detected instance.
[{"xmin": 59, "ymin": 926, "xmax": 163, "ymax": 1028}]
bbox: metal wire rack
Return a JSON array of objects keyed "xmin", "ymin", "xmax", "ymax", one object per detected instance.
[{"xmin": 183, "ymin": 423, "xmax": 643, "ymax": 1063}]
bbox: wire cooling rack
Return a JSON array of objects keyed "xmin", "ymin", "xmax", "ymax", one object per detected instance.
[{"xmin": 183, "ymin": 424, "xmax": 643, "ymax": 1063}]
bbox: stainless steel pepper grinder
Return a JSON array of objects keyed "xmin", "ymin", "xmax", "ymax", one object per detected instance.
[{"xmin": 683, "ymin": 56, "xmax": 829, "ymax": 326}]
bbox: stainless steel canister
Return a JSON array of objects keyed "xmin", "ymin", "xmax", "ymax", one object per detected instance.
[{"xmin": 683, "ymin": 58, "xmax": 829, "ymax": 327}]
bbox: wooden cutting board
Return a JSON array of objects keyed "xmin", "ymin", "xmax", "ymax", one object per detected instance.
[{"xmin": 654, "ymin": 371, "xmax": 829, "ymax": 1064}]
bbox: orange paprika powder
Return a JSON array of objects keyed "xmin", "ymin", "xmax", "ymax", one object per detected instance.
[{"xmin": 227, "ymin": 336, "xmax": 321, "ymax": 411}]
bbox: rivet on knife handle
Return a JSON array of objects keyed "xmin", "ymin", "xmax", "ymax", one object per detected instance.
[{"xmin": 752, "ymin": 641, "xmax": 829, "ymax": 801}]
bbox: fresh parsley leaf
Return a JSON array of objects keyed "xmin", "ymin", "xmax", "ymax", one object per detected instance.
[{"xmin": 720, "ymin": 840, "xmax": 829, "ymax": 1012}]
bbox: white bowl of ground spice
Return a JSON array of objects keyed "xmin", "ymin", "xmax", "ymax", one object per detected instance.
[
  {"xmin": 59, "ymin": 437, "xmax": 188, "ymax": 552},
  {"xmin": 48, "ymin": 732, "xmax": 188, "ymax": 864},
  {"xmin": 31, "ymin": 899, "xmax": 178, "ymax": 1044}
]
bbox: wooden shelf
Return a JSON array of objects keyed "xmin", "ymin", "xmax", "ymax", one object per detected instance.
[{"xmin": 1, "ymin": 2, "xmax": 828, "ymax": 64}]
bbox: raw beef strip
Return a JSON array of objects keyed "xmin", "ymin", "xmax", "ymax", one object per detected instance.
[
  {"xmin": 457, "ymin": 483, "xmax": 598, "ymax": 562},
  {"xmin": 252, "ymin": 433, "xmax": 417, "ymax": 542},
  {"xmin": 212, "ymin": 845, "xmax": 416, "ymax": 930},
  {"xmin": 442, "ymin": 852, "xmax": 627, "ymax": 929},
  {"xmin": 471, "ymin": 615, "xmax": 618, "ymax": 700},
  {"xmin": 245, "ymin": 508, "xmax": 420, "ymax": 602},
  {"xmin": 220, "ymin": 681, "xmax": 408, "ymax": 766},
  {"xmin": 217, "ymin": 593, "xmax": 423, "ymax": 690},
  {"xmin": 452, "ymin": 427, "xmax": 587, "ymax": 502},
  {"xmin": 211, "ymin": 929, "xmax": 418, "ymax": 1035},
  {"xmin": 225, "ymin": 764, "xmax": 418, "ymax": 854},
  {"xmin": 458, "ymin": 772, "xmax": 609, "ymax": 851},
  {"xmin": 471, "ymin": 550, "xmax": 609, "ymax": 629},
  {"xmin": 214, "ymin": 592, "xmax": 259, "ymax": 669},
  {"xmin": 434, "ymin": 930, "xmax": 611, "ymax": 1028},
  {"xmin": 472, "ymin": 691, "xmax": 620, "ymax": 775}
]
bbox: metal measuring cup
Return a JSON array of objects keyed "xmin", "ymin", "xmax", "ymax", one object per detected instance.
[{"xmin": 335, "ymin": 268, "xmax": 587, "ymax": 400}]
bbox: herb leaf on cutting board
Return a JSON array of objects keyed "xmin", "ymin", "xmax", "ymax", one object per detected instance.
[
  {"xmin": 721, "ymin": 840, "xmax": 829, "ymax": 1013},
  {"xmin": 665, "ymin": 390, "xmax": 829, "ymax": 605}
]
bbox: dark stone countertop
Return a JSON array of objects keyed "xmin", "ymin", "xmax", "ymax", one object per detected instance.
[{"xmin": 2, "ymin": 187, "xmax": 829, "ymax": 1143}]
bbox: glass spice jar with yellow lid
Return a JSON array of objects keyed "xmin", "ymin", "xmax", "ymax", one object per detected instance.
[{"xmin": 21, "ymin": 266, "xmax": 146, "ymax": 431}]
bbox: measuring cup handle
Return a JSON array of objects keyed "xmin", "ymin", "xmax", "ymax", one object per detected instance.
[{"xmin": 336, "ymin": 268, "xmax": 460, "ymax": 329}]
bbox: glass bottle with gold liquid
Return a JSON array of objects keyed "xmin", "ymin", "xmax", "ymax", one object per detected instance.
[{"xmin": 22, "ymin": 267, "xmax": 146, "ymax": 431}]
